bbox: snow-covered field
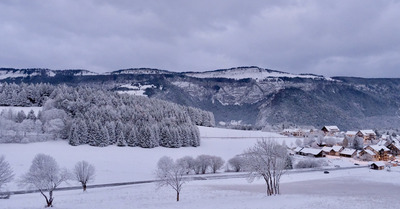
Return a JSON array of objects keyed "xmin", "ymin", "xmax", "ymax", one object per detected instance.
[
  {"xmin": 3, "ymin": 168, "xmax": 400, "ymax": 209},
  {"xmin": 1, "ymin": 126, "xmax": 400, "ymax": 208}
]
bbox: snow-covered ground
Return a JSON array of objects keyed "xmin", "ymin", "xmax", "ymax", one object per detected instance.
[
  {"xmin": 2, "ymin": 168, "xmax": 400, "ymax": 209},
  {"xmin": 185, "ymin": 67, "xmax": 333, "ymax": 81},
  {"xmin": 115, "ymin": 84, "xmax": 158, "ymax": 96},
  {"xmin": 1, "ymin": 127, "xmax": 291, "ymax": 191},
  {"xmin": 2, "ymin": 126, "xmax": 400, "ymax": 208}
]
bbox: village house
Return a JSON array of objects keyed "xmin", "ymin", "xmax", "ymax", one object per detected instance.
[
  {"xmin": 386, "ymin": 138, "xmax": 400, "ymax": 156},
  {"xmin": 370, "ymin": 162, "xmax": 385, "ymax": 170},
  {"xmin": 322, "ymin": 146, "xmax": 335, "ymax": 155},
  {"xmin": 359, "ymin": 149, "xmax": 378, "ymax": 161},
  {"xmin": 356, "ymin": 130, "xmax": 377, "ymax": 142},
  {"xmin": 364, "ymin": 145, "xmax": 391, "ymax": 161},
  {"xmin": 345, "ymin": 131, "xmax": 357, "ymax": 138},
  {"xmin": 339, "ymin": 148, "xmax": 357, "ymax": 158},
  {"xmin": 321, "ymin": 126, "xmax": 340, "ymax": 136},
  {"xmin": 332, "ymin": 145, "xmax": 344, "ymax": 156},
  {"xmin": 299, "ymin": 148, "xmax": 325, "ymax": 158}
]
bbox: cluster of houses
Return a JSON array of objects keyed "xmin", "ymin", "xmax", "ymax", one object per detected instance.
[{"xmin": 289, "ymin": 126, "xmax": 400, "ymax": 170}]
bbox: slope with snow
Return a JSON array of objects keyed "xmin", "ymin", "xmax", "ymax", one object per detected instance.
[{"xmin": 185, "ymin": 67, "xmax": 332, "ymax": 81}]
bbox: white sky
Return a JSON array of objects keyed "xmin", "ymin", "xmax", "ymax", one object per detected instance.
[{"xmin": 0, "ymin": 0, "xmax": 399, "ymax": 77}]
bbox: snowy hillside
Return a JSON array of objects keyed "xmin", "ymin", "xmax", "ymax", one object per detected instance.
[
  {"xmin": 107, "ymin": 68, "xmax": 172, "ymax": 75},
  {"xmin": 115, "ymin": 84, "xmax": 159, "ymax": 96},
  {"xmin": 0, "ymin": 68, "xmax": 97, "ymax": 80},
  {"xmin": 185, "ymin": 66, "xmax": 332, "ymax": 80}
]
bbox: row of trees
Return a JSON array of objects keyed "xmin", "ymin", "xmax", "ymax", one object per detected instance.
[
  {"xmin": 0, "ymin": 83, "xmax": 55, "ymax": 107},
  {"xmin": 157, "ymin": 140, "xmax": 291, "ymax": 201},
  {"xmin": 0, "ymin": 154, "xmax": 95, "ymax": 207}
]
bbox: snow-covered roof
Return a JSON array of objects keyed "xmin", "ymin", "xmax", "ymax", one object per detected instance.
[
  {"xmin": 377, "ymin": 140, "xmax": 389, "ymax": 146},
  {"xmin": 294, "ymin": 147, "xmax": 304, "ymax": 152},
  {"xmin": 371, "ymin": 162, "xmax": 385, "ymax": 167},
  {"xmin": 322, "ymin": 146, "xmax": 333, "ymax": 152},
  {"xmin": 340, "ymin": 148, "xmax": 356, "ymax": 156},
  {"xmin": 345, "ymin": 131, "xmax": 357, "ymax": 135},
  {"xmin": 332, "ymin": 145, "xmax": 343, "ymax": 152},
  {"xmin": 368, "ymin": 145, "xmax": 390, "ymax": 152},
  {"xmin": 323, "ymin": 126, "xmax": 340, "ymax": 132},
  {"xmin": 358, "ymin": 130, "xmax": 376, "ymax": 135},
  {"xmin": 363, "ymin": 149, "xmax": 376, "ymax": 156},
  {"xmin": 301, "ymin": 148, "xmax": 323, "ymax": 155},
  {"xmin": 390, "ymin": 141, "xmax": 400, "ymax": 150}
]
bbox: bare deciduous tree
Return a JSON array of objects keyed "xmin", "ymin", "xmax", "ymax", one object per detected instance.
[
  {"xmin": 19, "ymin": 154, "xmax": 69, "ymax": 207},
  {"xmin": 73, "ymin": 161, "xmax": 95, "ymax": 192},
  {"xmin": 243, "ymin": 139, "xmax": 288, "ymax": 196},
  {"xmin": 156, "ymin": 156, "xmax": 187, "ymax": 201},
  {"xmin": 0, "ymin": 156, "xmax": 14, "ymax": 197}
]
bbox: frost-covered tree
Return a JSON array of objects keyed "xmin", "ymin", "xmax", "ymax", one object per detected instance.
[
  {"xmin": 26, "ymin": 110, "xmax": 37, "ymax": 121},
  {"xmin": 155, "ymin": 156, "xmax": 188, "ymax": 202},
  {"xmin": 0, "ymin": 156, "xmax": 14, "ymax": 192},
  {"xmin": 68, "ymin": 122, "xmax": 80, "ymax": 146},
  {"xmin": 19, "ymin": 154, "xmax": 69, "ymax": 207},
  {"xmin": 126, "ymin": 127, "xmax": 138, "ymax": 147},
  {"xmin": 15, "ymin": 110, "xmax": 27, "ymax": 123},
  {"xmin": 194, "ymin": 155, "xmax": 212, "ymax": 174},
  {"xmin": 177, "ymin": 156, "xmax": 196, "ymax": 174},
  {"xmin": 73, "ymin": 161, "xmax": 95, "ymax": 192},
  {"xmin": 209, "ymin": 156, "xmax": 225, "ymax": 173},
  {"xmin": 242, "ymin": 139, "xmax": 289, "ymax": 196},
  {"xmin": 228, "ymin": 155, "xmax": 245, "ymax": 172},
  {"xmin": 352, "ymin": 136, "xmax": 364, "ymax": 150}
]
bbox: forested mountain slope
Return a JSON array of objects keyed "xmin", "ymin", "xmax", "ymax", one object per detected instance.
[{"xmin": 1, "ymin": 67, "xmax": 400, "ymax": 130}]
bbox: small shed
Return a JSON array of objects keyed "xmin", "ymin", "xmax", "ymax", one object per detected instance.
[{"xmin": 370, "ymin": 162, "xmax": 385, "ymax": 170}]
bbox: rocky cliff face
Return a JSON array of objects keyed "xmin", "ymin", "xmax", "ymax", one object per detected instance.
[{"xmin": 2, "ymin": 67, "xmax": 400, "ymax": 130}]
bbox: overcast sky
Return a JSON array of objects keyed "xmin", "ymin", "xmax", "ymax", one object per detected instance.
[{"xmin": 0, "ymin": 0, "xmax": 399, "ymax": 77}]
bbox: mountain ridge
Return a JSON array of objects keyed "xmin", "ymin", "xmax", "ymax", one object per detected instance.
[{"xmin": 1, "ymin": 66, "xmax": 400, "ymax": 130}]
